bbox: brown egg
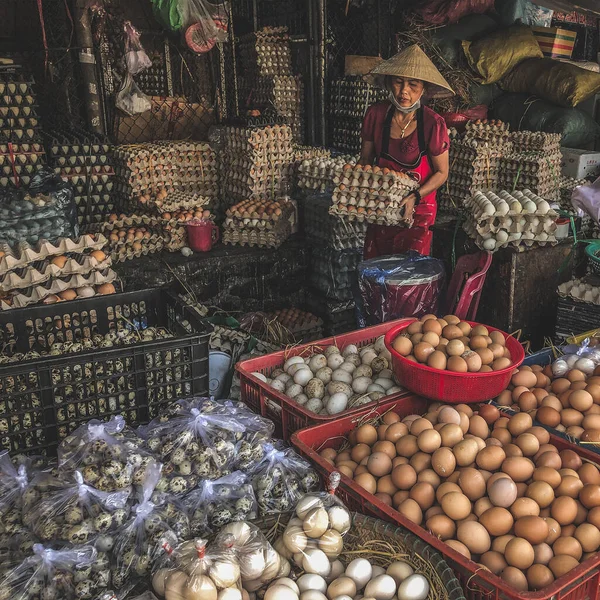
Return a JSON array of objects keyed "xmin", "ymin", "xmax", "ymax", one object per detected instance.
[
  {"xmin": 440, "ymin": 423, "xmax": 463, "ymax": 447},
  {"xmin": 518, "ymin": 392, "xmax": 538, "ymax": 412},
  {"xmin": 560, "ymin": 449, "xmax": 582, "ymax": 471},
  {"xmin": 409, "ymin": 482, "xmax": 435, "ymax": 510},
  {"xmin": 551, "ymin": 496, "xmax": 578, "ymax": 525},
  {"xmin": 527, "ymin": 564, "xmax": 555, "ymax": 590},
  {"xmin": 51, "ymin": 255, "xmax": 68, "ymax": 268},
  {"xmin": 354, "ymin": 472, "xmax": 377, "ymax": 494},
  {"xmin": 391, "ymin": 464, "xmax": 417, "ymax": 490},
  {"xmin": 511, "ymin": 497, "xmax": 541, "ymax": 519},
  {"xmin": 476, "ymin": 445, "xmax": 506, "ymax": 472},
  {"xmin": 556, "ymin": 476, "xmax": 583, "ymax": 499},
  {"xmin": 320, "ymin": 448, "xmax": 337, "ymax": 462},
  {"xmin": 356, "ymin": 424, "xmax": 378, "ymax": 446},
  {"xmin": 468, "ymin": 415, "xmax": 489, "ymax": 440},
  {"xmin": 526, "ymin": 481, "xmax": 555, "ymax": 508},
  {"xmin": 375, "ymin": 493, "xmax": 393, "ymax": 506},
  {"xmin": 580, "ymin": 484, "xmax": 600, "ymax": 509},
  {"xmin": 512, "ymin": 369, "xmax": 538, "ymax": 388},
  {"xmin": 378, "ymin": 424, "xmax": 389, "ymax": 441},
  {"xmin": 426, "ymin": 514, "xmax": 456, "ymax": 540},
  {"xmin": 480, "ymin": 507, "xmax": 514, "ymax": 536},
  {"xmin": 410, "ymin": 418, "xmax": 434, "ymax": 436},
  {"xmin": 440, "ymin": 491, "xmax": 472, "ymax": 520},
  {"xmin": 435, "ymin": 481, "xmax": 462, "ymax": 503},
  {"xmin": 457, "ymin": 521, "xmax": 491, "ymax": 555},
  {"xmin": 492, "ymin": 535, "xmax": 515, "ymax": 554},
  {"xmin": 574, "ymin": 523, "xmax": 600, "ymax": 552},
  {"xmin": 537, "ymin": 451, "xmax": 563, "ymax": 470},
  {"xmin": 423, "ymin": 319, "xmax": 442, "ymax": 336},
  {"xmin": 533, "ymin": 542, "xmax": 554, "ymax": 565},
  {"xmin": 393, "ymin": 336, "xmax": 414, "ymax": 357},
  {"xmin": 474, "ymin": 497, "xmax": 494, "ymax": 517},
  {"xmin": 427, "ymin": 351, "xmax": 447, "ymax": 370},
  {"xmin": 59, "ymin": 289, "xmax": 78, "ymax": 301},
  {"xmin": 447, "ymin": 356, "xmax": 468, "ymax": 373},
  {"xmin": 395, "ymin": 435, "xmax": 418, "ymax": 458},
  {"xmin": 458, "ymin": 468, "xmax": 486, "ymax": 501},
  {"xmin": 383, "ymin": 422, "xmax": 407, "ymax": 443},
  {"xmin": 514, "ymin": 516, "xmax": 550, "ymax": 545},
  {"xmin": 549, "ymin": 555, "xmax": 580, "ymax": 579},
  {"xmin": 410, "ymin": 452, "xmax": 432, "ymax": 473},
  {"xmin": 496, "ymin": 390, "xmax": 513, "ymax": 406},
  {"xmin": 431, "ymin": 447, "xmax": 456, "ymax": 478},
  {"xmin": 544, "ymin": 517, "xmax": 562, "ymax": 544},
  {"xmin": 393, "ymin": 490, "xmax": 410, "ymax": 507},
  {"xmin": 505, "ymin": 537, "xmax": 535, "ymax": 569},
  {"xmin": 479, "ymin": 551, "xmax": 508, "ymax": 575},
  {"xmin": 442, "ymin": 325, "xmax": 463, "ymax": 341},
  {"xmin": 445, "ymin": 540, "xmax": 471, "ymax": 560},
  {"xmin": 552, "ymin": 379, "xmax": 572, "ymax": 394},
  {"xmin": 453, "ymin": 438, "xmax": 479, "ymax": 467},
  {"xmin": 338, "ymin": 465, "xmax": 354, "ymax": 479},
  {"xmin": 527, "ymin": 426, "xmax": 550, "ymax": 445},
  {"xmin": 416, "ymin": 429, "xmax": 441, "ymax": 454},
  {"xmin": 377, "ymin": 474, "xmax": 397, "ymax": 496},
  {"xmin": 567, "ymin": 369, "xmax": 586, "ymax": 383},
  {"xmin": 553, "ymin": 536, "xmax": 582, "ymax": 560},
  {"xmin": 488, "ymin": 476, "xmax": 518, "ymax": 508},
  {"xmin": 383, "ymin": 412, "xmax": 401, "ymax": 425},
  {"xmin": 367, "ymin": 452, "xmax": 392, "ymax": 477},
  {"xmin": 493, "ymin": 357, "xmax": 512, "ymax": 371},
  {"xmin": 515, "ymin": 433, "xmax": 540, "ymax": 457},
  {"xmin": 502, "ymin": 457, "xmax": 535, "ymax": 482},
  {"xmin": 351, "ymin": 444, "xmax": 371, "ymax": 463},
  {"xmin": 397, "ymin": 498, "xmax": 422, "ymax": 525},
  {"xmin": 507, "ymin": 412, "xmax": 534, "ymax": 436},
  {"xmin": 373, "ymin": 440, "xmax": 396, "ymax": 459}
]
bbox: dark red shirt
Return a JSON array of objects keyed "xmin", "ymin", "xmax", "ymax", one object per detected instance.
[{"xmin": 361, "ymin": 101, "xmax": 450, "ymax": 164}]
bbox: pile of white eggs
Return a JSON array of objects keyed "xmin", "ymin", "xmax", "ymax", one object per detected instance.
[{"xmin": 252, "ymin": 336, "xmax": 402, "ymax": 415}]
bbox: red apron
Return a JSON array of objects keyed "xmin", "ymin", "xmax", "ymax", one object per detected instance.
[{"xmin": 364, "ymin": 106, "xmax": 437, "ymax": 259}]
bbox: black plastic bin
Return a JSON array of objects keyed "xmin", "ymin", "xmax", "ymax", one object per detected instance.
[{"xmin": 0, "ymin": 288, "xmax": 210, "ymax": 454}]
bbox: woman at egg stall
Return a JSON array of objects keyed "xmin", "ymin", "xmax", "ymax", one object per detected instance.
[{"xmin": 359, "ymin": 45, "xmax": 454, "ymax": 258}]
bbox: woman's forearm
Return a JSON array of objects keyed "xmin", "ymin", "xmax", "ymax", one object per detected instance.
[{"xmin": 415, "ymin": 170, "xmax": 447, "ymax": 199}]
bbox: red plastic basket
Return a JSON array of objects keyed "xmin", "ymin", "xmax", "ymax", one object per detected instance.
[
  {"xmin": 291, "ymin": 395, "xmax": 600, "ymax": 600},
  {"xmin": 235, "ymin": 319, "xmax": 413, "ymax": 440},
  {"xmin": 384, "ymin": 320, "xmax": 525, "ymax": 403}
]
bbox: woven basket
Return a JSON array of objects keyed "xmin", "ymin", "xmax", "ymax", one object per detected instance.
[
  {"xmin": 586, "ymin": 242, "xmax": 600, "ymax": 276},
  {"xmin": 254, "ymin": 512, "xmax": 465, "ymax": 600}
]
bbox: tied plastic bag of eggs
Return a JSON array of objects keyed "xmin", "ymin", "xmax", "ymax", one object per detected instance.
[
  {"xmin": 251, "ymin": 443, "xmax": 319, "ymax": 514},
  {"xmin": 214, "ymin": 521, "xmax": 286, "ymax": 591},
  {"xmin": 276, "ymin": 473, "xmax": 351, "ymax": 580},
  {"xmin": 22, "ymin": 470, "xmax": 131, "ymax": 546},
  {"xmin": 57, "ymin": 416, "xmax": 155, "ymax": 492},
  {"xmin": 152, "ymin": 537, "xmax": 244, "ymax": 600},
  {"xmin": 390, "ymin": 314, "xmax": 513, "ymax": 373},
  {"xmin": 183, "ymin": 472, "xmax": 258, "ymax": 537},
  {"xmin": 0, "ymin": 543, "xmax": 109, "ymax": 600},
  {"xmin": 262, "ymin": 559, "xmax": 430, "ymax": 600},
  {"xmin": 0, "ymin": 452, "xmax": 52, "ymax": 548},
  {"xmin": 551, "ymin": 340, "xmax": 600, "ymax": 378},
  {"xmin": 260, "ymin": 335, "xmax": 400, "ymax": 416},
  {"xmin": 111, "ymin": 463, "xmax": 190, "ymax": 591}
]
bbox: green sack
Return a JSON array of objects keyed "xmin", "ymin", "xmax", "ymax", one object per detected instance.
[
  {"xmin": 151, "ymin": 0, "xmax": 183, "ymax": 32},
  {"xmin": 490, "ymin": 93, "xmax": 600, "ymax": 147},
  {"xmin": 500, "ymin": 57, "xmax": 600, "ymax": 108},
  {"xmin": 462, "ymin": 24, "xmax": 543, "ymax": 84}
]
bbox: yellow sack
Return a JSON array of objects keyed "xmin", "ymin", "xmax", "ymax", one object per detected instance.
[
  {"xmin": 500, "ymin": 57, "xmax": 600, "ymax": 107},
  {"xmin": 463, "ymin": 25, "xmax": 543, "ymax": 84}
]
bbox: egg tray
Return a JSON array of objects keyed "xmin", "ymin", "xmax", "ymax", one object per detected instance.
[
  {"xmin": 555, "ymin": 296, "xmax": 600, "ymax": 343},
  {"xmin": 92, "ymin": 214, "xmax": 159, "ymax": 230},
  {"xmin": 222, "ymin": 227, "xmax": 292, "ymax": 249},
  {"xmin": 331, "ymin": 118, "xmax": 362, "ymax": 153},
  {"xmin": 0, "ymin": 268, "xmax": 118, "ymax": 310},
  {"xmin": 109, "ymin": 238, "xmax": 165, "ymax": 262},
  {"xmin": 557, "ymin": 278, "xmax": 600, "ymax": 305},
  {"xmin": 60, "ymin": 173, "xmax": 114, "ymax": 194},
  {"xmin": 0, "ymin": 234, "xmax": 107, "ymax": 275},
  {"xmin": 509, "ymin": 131, "xmax": 561, "ymax": 153},
  {"xmin": 0, "ymin": 255, "xmax": 112, "ymax": 291},
  {"xmin": 330, "ymin": 77, "xmax": 388, "ymax": 119}
]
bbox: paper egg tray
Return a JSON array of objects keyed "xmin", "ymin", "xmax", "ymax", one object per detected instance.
[
  {"xmin": 109, "ymin": 236, "xmax": 165, "ymax": 262},
  {"xmin": 331, "ymin": 118, "xmax": 362, "ymax": 153},
  {"xmin": 223, "ymin": 226, "xmax": 292, "ymax": 249},
  {"xmin": 221, "ymin": 124, "xmax": 294, "ymax": 146},
  {"xmin": 558, "ymin": 278, "xmax": 600, "ymax": 305},
  {"xmin": 509, "ymin": 131, "xmax": 561, "ymax": 154},
  {"xmin": 294, "ymin": 146, "xmax": 331, "ymax": 162},
  {"xmin": 0, "ymin": 234, "xmax": 107, "ymax": 274},
  {"xmin": 1, "ymin": 268, "xmax": 117, "ymax": 309},
  {"xmin": 330, "ymin": 77, "xmax": 388, "ymax": 119},
  {"xmin": 0, "ymin": 254, "xmax": 112, "ymax": 291}
]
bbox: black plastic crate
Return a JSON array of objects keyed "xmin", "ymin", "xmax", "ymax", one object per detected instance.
[{"xmin": 0, "ymin": 288, "xmax": 210, "ymax": 455}]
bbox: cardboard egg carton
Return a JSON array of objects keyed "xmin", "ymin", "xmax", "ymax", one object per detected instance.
[
  {"xmin": 558, "ymin": 279, "xmax": 600, "ymax": 304},
  {"xmin": 0, "ymin": 234, "xmax": 107, "ymax": 274},
  {"xmin": 110, "ymin": 239, "xmax": 165, "ymax": 263},
  {"xmin": 223, "ymin": 227, "xmax": 291, "ymax": 249},
  {"xmin": 0, "ymin": 254, "xmax": 112, "ymax": 291}
]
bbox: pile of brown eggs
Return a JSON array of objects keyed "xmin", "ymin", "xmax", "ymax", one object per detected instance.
[
  {"xmin": 320, "ymin": 402, "xmax": 600, "ymax": 592},
  {"xmin": 391, "ymin": 315, "xmax": 513, "ymax": 373}
]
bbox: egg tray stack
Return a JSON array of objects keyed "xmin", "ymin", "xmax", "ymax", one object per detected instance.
[
  {"xmin": 297, "ymin": 154, "xmax": 357, "ymax": 193},
  {"xmin": 463, "ymin": 189, "xmax": 559, "ymax": 253},
  {"xmin": 0, "ymin": 142, "xmax": 46, "ymax": 188},
  {"xmin": 112, "ymin": 141, "xmax": 219, "ymax": 205},
  {"xmin": 42, "ymin": 128, "xmax": 115, "ymax": 230},
  {"xmin": 558, "ymin": 175, "xmax": 588, "ymax": 213},
  {"xmin": 498, "ymin": 152, "xmax": 562, "ymax": 203},
  {"xmin": 222, "ymin": 198, "xmax": 295, "ymax": 249},
  {"xmin": 0, "ymin": 75, "xmax": 41, "ymax": 146},
  {"xmin": 238, "ymin": 27, "xmax": 292, "ymax": 77},
  {"xmin": 219, "ymin": 124, "xmax": 295, "ymax": 203},
  {"xmin": 329, "ymin": 165, "xmax": 419, "ymax": 225},
  {"xmin": 555, "ymin": 295, "xmax": 600, "ymax": 342},
  {"xmin": 463, "ymin": 119, "xmax": 510, "ymax": 143}
]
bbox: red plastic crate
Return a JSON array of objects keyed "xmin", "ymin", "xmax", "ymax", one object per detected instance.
[
  {"xmin": 385, "ymin": 320, "xmax": 525, "ymax": 403},
  {"xmin": 291, "ymin": 395, "xmax": 600, "ymax": 600},
  {"xmin": 235, "ymin": 319, "xmax": 412, "ymax": 440}
]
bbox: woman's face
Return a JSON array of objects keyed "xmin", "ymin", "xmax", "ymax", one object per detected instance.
[{"xmin": 390, "ymin": 77, "xmax": 425, "ymax": 107}]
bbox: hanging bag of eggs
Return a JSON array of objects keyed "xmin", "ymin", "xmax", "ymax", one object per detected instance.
[
  {"xmin": 152, "ymin": 536, "xmax": 244, "ymax": 600},
  {"xmin": 0, "ymin": 543, "xmax": 107, "ymax": 600},
  {"xmin": 275, "ymin": 472, "xmax": 352, "ymax": 583},
  {"xmin": 138, "ymin": 405, "xmax": 245, "ymax": 496},
  {"xmin": 111, "ymin": 462, "xmax": 190, "ymax": 591},
  {"xmin": 250, "ymin": 442, "xmax": 320, "ymax": 514},
  {"xmin": 183, "ymin": 472, "xmax": 258, "ymax": 537},
  {"xmin": 22, "ymin": 470, "xmax": 131, "ymax": 547},
  {"xmin": 0, "ymin": 452, "xmax": 51, "ymax": 551},
  {"xmin": 57, "ymin": 416, "xmax": 155, "ymax": 493}
]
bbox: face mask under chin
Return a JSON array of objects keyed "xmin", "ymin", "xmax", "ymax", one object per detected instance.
[{"xmin": 389, "ymin": 91, "xmax": 422, "ymax": 114}]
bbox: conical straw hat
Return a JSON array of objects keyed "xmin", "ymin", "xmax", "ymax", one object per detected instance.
[{"xmin": 365, "ymin": 45, "xmax": 454, "ymax": 99}]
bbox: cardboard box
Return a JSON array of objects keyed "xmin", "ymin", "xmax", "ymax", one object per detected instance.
[
  {"xmin": 561, "ymin": 147, "xmax": 600, "ymax": 179},
  {"xmin": 532, "ymin": 26, "xmax": 577, "ymax": 58}
]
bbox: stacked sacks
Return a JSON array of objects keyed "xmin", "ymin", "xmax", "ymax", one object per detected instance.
[{"xmin": 463, "ymin": 189, "xmax": 558, "ymax": 252}]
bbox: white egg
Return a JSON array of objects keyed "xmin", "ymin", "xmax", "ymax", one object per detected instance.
[
  {"xmin": 373, "ymin": 378, "xmax": 394, "ymax": 391},
  {"xmin": 289, "ymin": 363, "xmax": 310, "ymax": 377},
  {"xmin": 273, "ymin": 578, "xmax": 300, "ymax": 595},
  {"xmin": 294, "ymin": 368, "xmax": 313, "ymax": 386},
  {"xmin": 316, "ymin": 367, "xmax": 333, "ymax": 384},
  {"xmin": 342, "ymin": 344, "xmax": 358, "ymax": 356},
  {"xmin": 327, "ymin": 393, "xmax": 348, "ymax": 415},
  {"xmin": 296, "ymin": 496, "xmax": 325, "ymax": 519},
  {"xmin": 300, "ymin": 592, "xmax": 327, "ymax": 600},
  {"xmin": 331, "ymin": 370, "xmax": 352, "ymax": 384},
  {"xmin": 352, "ymin": 376, "xmax": 372, "ymax": 394},
  {"xmin": 220, "ymin": 522, "xmax": 252, "ymax": 545},
  {"xmin": 367, "ymin": 384, "xmax": 386, "ymax": 394},
  {"xmin": 339, "ymin": 361, "xmax": 357, "ymax": 374},
  {"xmin": 328, "ymin": 506, "xmax": 351, "ymax": 534},
  {"xmin": 327, "ymin": 577, "xmax": 357, "ymax": 599},
  {"xmin": 364, "ymin": 574, "xmax": 397, "ymax": 600},
  {"xmin": 302, "ymin": 549, "xmax": 331, "ymax": 577},
  {"xmin": 303, "ymin": 507, "xmax": 329, "ymax": 538},
  {"xmin": 361, "ymin": 350, "xmax": 378, "ymax": 366},
  {"xmin": 241, "ymin": 549, "xmax": 266, "ymax": 580},
  {"xmin": 218, "ymin": 588, "xmax": 242, "ymax": 600},
  {"xmin": 371, "ymin": 566, "xmax": 386, "ymax": 578},
  {"xmin": 271, "ymin": 380, "xmax": 286, "ymax": 393},
  {"xmin": 332, "ymin": 596, "xmax": 353, "ymax": 600},
  {"xmin": 325, "ymin": 346, "xmax": 341, "ymax": 357},
  {"xmin": 297, "ymin": 573, "xmax": 327, "ymax": 594},
  {"xmin": 306, "ymin": 398, "xmax": 324, "ymax": 413},
  {"xmin": 374, "ymin": 336, "xmax": 386, "ymax": 353},
  {"xmin": 251, "ymin": 372, "xmax": 268, "ymax": 383},
  {"xmin": 397, "ymin": 574, "xmax": 429, "ymax": 600},
  {"xmin": 309, "ymin": 354, "xmax": 327, "ymax": 372},
  {"xmin": 327, "ymin": 559, "xmax": 345, "ymax": 582},
  {"xmin": 285, "ymin": 356, "xmax": 305, "ymax": 371},
  {"xmin": 386, "ymin": 562, "xmax": 414, "ymax": 586},
  {"xmin": 277, "ymin": 558, "xmax": 291, "ymax": 578},
  {"xmin": 264, "ymin": 586, "xmax": 298, "ymax": 600},
  {"xmin": 210, "ymin": 560, "xmax": 240, "ymax": 588},
  {"xmin": 328, "ymin": 354, "xmax": 345, "ymax": 370},
  {"xmin": 345, "ymin": 558, "xmax": 373, "ymax": 590}
]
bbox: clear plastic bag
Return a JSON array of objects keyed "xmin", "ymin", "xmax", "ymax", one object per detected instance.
[
  {"xmin": 552, "ymin": 338, "xmax": 600, "ymax": 377},
  {"xmin": 22, "ymin": 470, "xmax": 131, "ymax": 546},
  {"xmin": 179, "ymin": 0, "xmax": 229, "ymax": 53},
  {"xmin": 152, "ymin": 537, "xmax": 242, "ymax": 599},
  {"xmin": 0, "ymin": 543, "xmax": 106, "ymax": 600},
  {"xmin": 276, "ymin": 472, "xmax": 351, "ymax": 580},
  {"xmin": 116, "ymin": 74, "xmax": 151, "ymax": 116},
  {"xmin": 58, "ymin": 416, "xmax": 156, "ymax": 492},
  {"xmin": 250, "ymin": 442, "xmax": 320, "ymax": 514},
  {"xmin": 139, "ymin": 402, "xmax": 246, "ymax": 495},
  {"xmin": 124, "ymin": 21, "xmax": 152, "ymax": 75},
  {"xmin": 111, "ymin": 463, "xmax": 189, "ymax": 591},
  {"xmin": 183, "ymin": 471, "xmax": 258, "ymax": 537}
]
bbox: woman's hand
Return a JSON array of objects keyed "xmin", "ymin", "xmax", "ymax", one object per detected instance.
[{"xmin": 399, "ymin": 193, "xmax": 417, "ymax": 226}]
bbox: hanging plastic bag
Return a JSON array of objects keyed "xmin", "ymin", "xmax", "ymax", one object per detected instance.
[
  {"xmin": 138, "ymin": 404, "xmax": 245, "ymax": 495},
  {"xmin": 22, "ymin": 470, "xmax": 130, "ymax": 546},
  {"xmin": 250, "ymin": 442, "xmax": 320, "ymax": 514},
  {"xmin": 58, "ymin": 415, "xmax": 156, "ymax": 492},
  {"xmin": 572, "ymin": 176, "xmax": 600, "ymax": 225},
  {"xmin": 179, "ymin": 0, "xmax": 229, "ymax": 53},
  {"xmin": 152, "ymin": 537, "xmax": 242, "ymax": 599},
  {"xmin": 116, "ymin": 74, "xmax": 151, "ymax": 116},
  {"xmin": 275, "ymin": 472, "xmax": 351, "ymax": 580},
  {"xmin": 183, "ymin": 471, "xmax": 258, "ymax": 537},
  {"xmin": 111, "ymin": 463, "xmax": 189, "ymax": 591},
  {"xmin": 124, "ymin": 21, "xmax": 152, "ymax": 74},
  {"xmin": 0, "ymin": 543, "xmax": 108, "ymax": 600}
]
